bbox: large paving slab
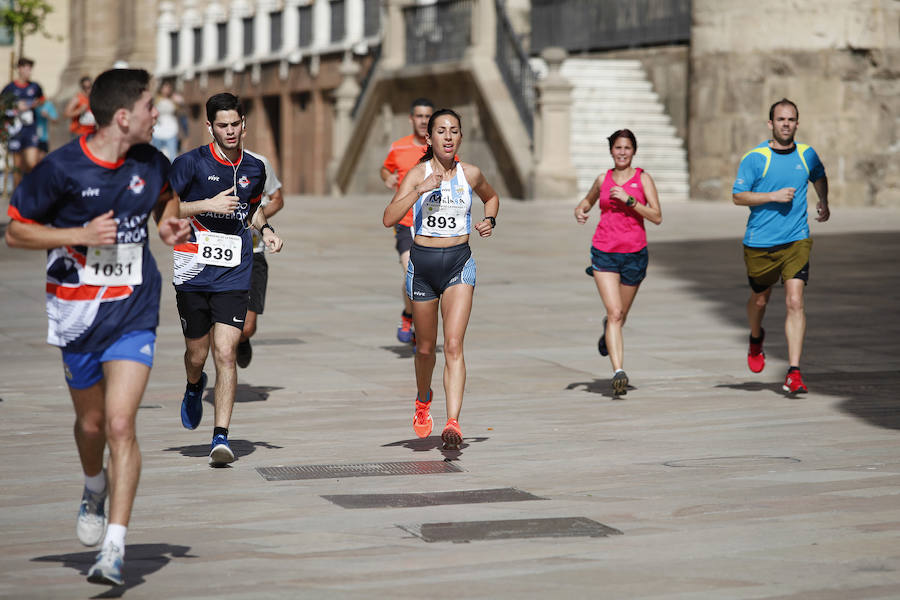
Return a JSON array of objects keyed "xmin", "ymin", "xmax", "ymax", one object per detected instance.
[{"xmin": 1, "ymin": 196, "xmax": 899, "ymax": 599}]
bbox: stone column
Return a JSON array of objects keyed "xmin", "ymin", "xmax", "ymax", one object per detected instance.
[
  {"xmin": 203, "ymin": 2, "xmax": 226, "ymax": 67},
  {"xmin": 328, "ymin": 52, "xmax": 361, "ymax": 195},
  {"xmin": 313, "ymin": 0, "xmax": 331, "ymax": 50},
  {"xmin": 179, "ymin": 0, "xmax": 201, "ymax": 72},
  {"xmin": 283, "ymin": 0, "xmax": 302, "ymax": 55},
  {"xmin": 255, "ymin": 0, "xmax": 278, "ymax": 59},
  {"xmin": 228, "ymin": 0, "xmax": 252, "ymax": 66},
  {"xmin": 532, "ymin": 47, "xmax": 577, "ymax": 199},
  {"xmin": 381, "ymin": 0, "xmax": 406, "ymax": 70},
  {"xmin": 156, "ymin": 2, "xmax": 177, "ymax": 73},
  {"xmin": 345, "ymin": 0, "xmax": 365, "ymax": 46},
  {"xmin": 466, "ymin": 0, "xmax": 496, "ymax": 60}
]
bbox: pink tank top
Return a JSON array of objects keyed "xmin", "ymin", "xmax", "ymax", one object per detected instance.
[{"xmin": 591, "ymin": 167, "xmax": 647, "ymax": 253}]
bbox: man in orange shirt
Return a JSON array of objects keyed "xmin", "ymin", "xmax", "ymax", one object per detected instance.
[
  {"xmin": 64, "ymin": 76, "xmax": 97, "ymax": 138},
  {"xmin": 380, "ymin": 98, "xmax": 433, "ymax": 344}
]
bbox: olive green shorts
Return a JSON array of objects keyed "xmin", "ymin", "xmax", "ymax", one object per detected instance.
[{"xmin": 743, "ymin": 238, "xmax": 812, "ymax": 293}]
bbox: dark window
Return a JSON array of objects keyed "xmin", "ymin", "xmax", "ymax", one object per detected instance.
[
  {"xmin": 193, "ymin": 27, "xmax": 203, "ymax": 64},
  {"xmin": 330, "ymin": 0, "xmax": 345, "ymax": 43},
  {"xmin": 298, "ymin": 5, "xmax": 312, "ymax": 47},
  {"xmin": 270, "ymin": 11, "xmax": 283, "ymax": 52},
  {"xmin": 217, "ymin": 22, "xmax": 228, "ymax": 61},
  {"xmin": 243, "ymin": 16, "xmax": 254, "ymax": 56},
  {"xmin": 170, "ymin": 31, "xmax": 180, "ymax": 68},
  {"xmin": 363, "ymin": 0, "xmax": 380, "ymax": 37}
]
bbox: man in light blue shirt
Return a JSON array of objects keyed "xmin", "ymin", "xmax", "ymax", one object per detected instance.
[{"xmin": 732, "ymin": 98, "xmax": 830, "ymax": 394}]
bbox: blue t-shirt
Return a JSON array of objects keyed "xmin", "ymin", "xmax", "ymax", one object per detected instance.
[
  {"xmin": 36, "ymin": 99, "xmax": 58, "ymax": 143},
  {"xmin": 732, "ymin": 141, "xmax": 826, "ymax": 247},
  {"xmin": 8, "ymin": 136, "xmax": 170, "ymax": 352},
  {"xmin": 169, "ymin": 144, "xmax": 266, "ymax": 292}
]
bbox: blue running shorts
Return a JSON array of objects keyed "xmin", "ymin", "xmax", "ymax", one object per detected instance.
[
  {"xmin": 589, "ymin": 246, "xmax": 648, "ymax": 287},
  {"xmin": 407, "ymin": 243, "xmax": 476, "ymax": 301},
  {"xmin": 61, "ymin": 329, "xmax": 156, "ymax": 389}
]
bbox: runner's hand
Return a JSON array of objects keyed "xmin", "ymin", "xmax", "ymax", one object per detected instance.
[
  {"xmin": 474, "ymin": 219, "xmax": 493, "ymax": 238},
  {"xmin": 415, "ymin": 172, "xmax": 442, "ymax": 195},
  {"xmin": 263, "ymin": 230, "xmax": 283, "ymax": 253},
  {"xmin": 80, "ymin": 210, "xmax": 118, "ymax": 246},
  {"xmin": 158, "ymin": 217, "xmax": 192, "ymax": 246},
  {"xmin": 206, "ymin": 186, "xmax": 240, "ymax": 214},
  {"xmin": 574, "ymin": 203, "xmax": 591, "ymax": 224},
  {"xmin": 609, "ymin": 186, "xmax": 630, "ymax": 204},
  {"xmin": 770, "ymin": 188, "xmax": 795, "ymax": 203},
  {"xmin": 383, "ymin": 172, "xmax": 398, "ymax": 191},
  {"xmin": 816, "ymin": 201, "xmax": 830, "ymax": 222}
]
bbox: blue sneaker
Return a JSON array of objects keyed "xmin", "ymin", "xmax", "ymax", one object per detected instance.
[
  {"xmin": 76, "ymin": 483, "xmax": 107, "ymax": 546},
  {"xmin": 397, "ymin": 313, "xmax": 414, "ymax": 344},
  {"xmin": 87, "ymin": 542, "xmax": 124, "ymax": 586},
  {"xmin": 209, "ymin": 433, "xmax": 235, "ymax": 466},
  {"xmin": 180, "ymin": 372, "xmax": 207, "ymax": 430}
]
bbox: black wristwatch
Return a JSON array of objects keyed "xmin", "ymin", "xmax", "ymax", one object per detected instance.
[
  {"xmin": 484, "ymin": 216, "xmax": 496, "ymax": 228},
  {"xmin": 260, "ymin": 223, "xmax": 275, "ymax": 234},
  {"xmin": 625, "ymin": 196, "xmax": 636, "ymax": 207}
]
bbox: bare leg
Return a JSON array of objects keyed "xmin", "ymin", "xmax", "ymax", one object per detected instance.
[
  {"xmin": 594, "ymin": 272, "xmax": 639, "ymax": 371},
  {"xmin": 184, "ymin": 333, "xmax": 210, "ymax": 384},
  {"xmin": 239, "ymin": 310, "xmax": 258, "ymax": 343},
  {"xmin": 211, "ymin": 322, "xmax": 242, "ymax": 428},
  {"xmin": 784, "ymin": 279, "xmax": 806, "ymax": 367},
  {"xmin": 411, "ymin": 298, "xmax": 439, "ymax": 401},
  {"xmin": 747, "ymin": 287, "xmax": 772, "ymax": 339},
  {"xmin": 440, "ymin": 284, "xmax": 474, "ymax": 420},
  {"xmin": 70, "ymin": 381, "xmax": 107, "ymax": 478},
  {"xmin": 400, "ymin": 250, "xmax": 413, "ymax": 315}
]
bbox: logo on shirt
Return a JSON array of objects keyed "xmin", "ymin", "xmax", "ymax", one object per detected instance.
[
  {"xmin": 795, "ymin": 164, "xmax": 803, "ymax": 170},
  {"xmin": 630, "ymin": 182, "xmax": 639, "ymax": 187},
  {"xmin": 238, "ymin": 175, "xmax": 250, "ymax": 189},
  {"xmin": 208, "ymin": 175, "xmax": 220, "ymax": 181},
  {"xmin": 81, "ymin": 187, "xmax": 100, "ymax": 198},
  {"xmin": 128, "ymin": 174, "xmax": 145, "ymax": 195}
]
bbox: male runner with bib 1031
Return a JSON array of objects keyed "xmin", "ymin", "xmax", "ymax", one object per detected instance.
[
  {"xmin": 169, "ymin": 93, "xmax": 283, "ymax": 466},
  {"xmin": 5, "ymin": 68, "xmax": 191, "ymax": 587}
]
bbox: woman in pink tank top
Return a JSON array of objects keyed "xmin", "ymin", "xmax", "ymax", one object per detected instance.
[{"xmin": 574, "ymin": 129, "xmax": 662, "ymax": 396}]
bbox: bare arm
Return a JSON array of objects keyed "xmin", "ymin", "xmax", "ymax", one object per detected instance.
[
  {"xmin": 574, "ymin": 176, "xmax": 603, "ymax": 224},
  {"xmin": 733, "ymin": 188, "xmax": 795, "ymax": 207},
  {"xmin": 6, "ymin": 211, "xmax": 117, "ymax": 250},
  {"xmin": 633, "ymin": 172, "xmax": 662, "ymax": 225},
  {"xmin": 467, "ymin": 165, "xmax": 499, "ymax": 238},
  {"xmin": 380, "ymin": 166, "xmax": 398, "ymax": 191},
  {"xmin": 63, "ymin": 96, "xmax": 84, "ymax": 119},
  {"xmin": 179, "ymin": 186, "xmax": 239, "ymax": 218},
  {"xmin": 262, "ymin": 189, "xmax": 284, "ymax": 219},
  {"xmin": 250, "ymin": 198, "xmax": 284, "ymax": 253},
  {"xmin": 383, "ymin": 164, "xmax": 438, "ymax": 227},
  {"xmin": 812, "ymin": 176, "xmax": 829, "ymax": 222}
]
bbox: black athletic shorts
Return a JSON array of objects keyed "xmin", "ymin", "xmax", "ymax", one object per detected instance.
[
  {"xmin": 394, "ymin": 224, "xmax": 414, "ymax": 255},
  {"xmin": 406, "ymin": 242, "xmax": 476, "ymax": 301},
  {"xmin": 176, "ymin": 289, "xmax": 249, "ymax": 338},
  {"xmin": 248, "ymin": 253, "xmax": 268, "ymax": 314}
]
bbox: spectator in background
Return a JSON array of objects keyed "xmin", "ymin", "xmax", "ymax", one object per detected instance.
[
  {"xmin": 64, "ymin": 76, "xmax": 97, "ymax": 138},
  {"xmin": 152, "ymin": 81, "xmax": 181, "ymax": 160},
  {"xmin": 35, "ymin": 98, "xmax": 58, "ymax": 159},
  {"xmin": 2, "ymin": 57, "xmax": 45, "ymax": 189}
]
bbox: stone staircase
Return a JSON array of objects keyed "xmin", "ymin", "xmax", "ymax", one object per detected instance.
[{"xmin": 534, "ymin": 57, "xmax": 689, "ymax": 201}]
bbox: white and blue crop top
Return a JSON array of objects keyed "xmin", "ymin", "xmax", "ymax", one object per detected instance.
[{"xmin": 412, "ymin": 161, "xmax": 473, "ymax": 237}]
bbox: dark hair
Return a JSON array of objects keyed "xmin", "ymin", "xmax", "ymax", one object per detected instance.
[
  {"xmin": 410, "ymin": 97, "xmax": 434, "ymax": 114},
  {"xmin": 89, "ymin": 68, "xmax": 151, "ymax": 128},
  {"xmin": 418, "ymin": 108, "xmax": 462, "ymax": 164},
  {"xmin": 16, "ymin": 57, "xmax": 34, "ymax": 67},
  {"xmin": 769, "ymin": 98, "xmax": 798, "ymax": 121},
  {"xmin": 206, "ymin": 92, "xmax": 244, "ymax": 123},
  {"xmin": 607, "ymin": 128, "xmax": 637, "ymax": 152},
  {"xmin": 79, "ymin": 76, "xmax": 91, "ymax": 87}
]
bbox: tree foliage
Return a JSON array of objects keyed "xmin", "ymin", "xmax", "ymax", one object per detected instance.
[{"xmin": 0, "ymin": 0, "xmax": 59, "ymax": 58}]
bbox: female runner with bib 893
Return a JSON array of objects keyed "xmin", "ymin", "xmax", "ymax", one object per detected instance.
[
  {"xmin": 383, "ymin": 109, "xmax": 499, "ymax": 449},
  {"xmin": 574, "ymin": 129, "xmax": 662, "ymax": 397}
]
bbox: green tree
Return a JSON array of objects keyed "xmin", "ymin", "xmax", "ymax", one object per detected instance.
[{"xmin": 0, "ymin": 0, "xmax": 58, "ymax": 60}]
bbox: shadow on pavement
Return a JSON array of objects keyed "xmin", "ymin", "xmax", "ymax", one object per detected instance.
[
  {"xmin": 566, "ymin": 378, "xmax": 633, "ymax": 400},
  {"xmin": 380, "ymin": 344, "xmax": 442, "ymax": 359},
  {"xmin": 651, "ymin": 232, "xmax": 900, "ymax": 429},
  {"xmin": 383, "ymin": 435, "xmax": 489, "ymax": 460},
  {"xmin": 163, "ymin": 439, "xmax": 284, "ymax": 459},
  {"xmin": 202, "ymin": 383, "xmax": 283, "ymax": 405},
  {"xmin": 31, "ymin": 543, "xmax": 195, "ymax": 598}
]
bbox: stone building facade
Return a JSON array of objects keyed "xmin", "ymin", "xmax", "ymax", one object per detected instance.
[{"xmin": 689, "ymin": 0, "xmax": 900, "ymax": 206}]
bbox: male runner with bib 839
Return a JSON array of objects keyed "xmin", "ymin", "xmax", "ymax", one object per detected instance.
[
  {"xmin": 5, "ymin": 68, "xmax": 191, "ymax": 586},
  {"xmin": 169, "ymin": 93, "xmax": 283, "ymax": 466}
]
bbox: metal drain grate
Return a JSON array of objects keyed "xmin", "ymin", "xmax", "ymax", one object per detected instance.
[
  {"xmin": 257, "ymin": 460, "xmax": 463, "ymax": 481},
  {"xmin": 400, "ymin": 517, "xmax": 622, "ymax": 543},
  {"xmin": 322, "ymin": 487, "xmax": 545, "ymax": 509}
]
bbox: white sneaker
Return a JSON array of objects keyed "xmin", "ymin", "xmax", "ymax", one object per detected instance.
[
  {"xmin": 87, "ymin": 542, "xmax": 124, "ymax": 586},
  {"xmin": 76, "ymin": 485, "xmax": 107, "ymax": 546}
]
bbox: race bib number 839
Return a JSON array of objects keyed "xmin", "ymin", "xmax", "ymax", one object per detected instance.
[{"xmin": 196, "ymin": 231, "xmax": 242, "ymax": 267}]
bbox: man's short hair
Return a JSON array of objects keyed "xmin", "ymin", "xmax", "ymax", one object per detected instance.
[
  {"xmin": 769, "ymin": 98, "xmax": 799, "ymax": 121},
  {"xmin": 89, "ymin": 68, "xmax": 151, "ymax": 128},
  {"xmin": 410, "ymin": 97, "xmax": 434, "ymax": 114},
  {"xmin": 206, "ymin": 93, "xmax": 244, "ymax": 123},
  {"xmin": 16, "ymin": 57, "xmax": 34, "ymax": 67}
]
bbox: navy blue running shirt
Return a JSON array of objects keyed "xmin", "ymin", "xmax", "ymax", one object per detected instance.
[
  {"xmin": 169, "ymin": 143, "xmax": 266, "ymax": 292},
  {"xmin": 8, "ymin": 137, "xmax": 170, "ymax": 353}
]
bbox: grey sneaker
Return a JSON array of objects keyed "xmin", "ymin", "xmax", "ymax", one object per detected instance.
[
  {"xmin": 76, "ymin": 484, "xmax": 107, "ymax": 546},
  {"xmin": 611, "ymin": 371, "xmax": 629, "ymax": 396},
  {"xmin": 87, "ymin": 542, "xmax": 124, "ymax": 586}
]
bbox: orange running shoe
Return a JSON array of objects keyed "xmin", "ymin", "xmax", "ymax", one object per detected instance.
[
  {"xmin": 441, "ymin": 419, "xmax": 462, "ymax": 449},
  {"xmin": 413, "ymin": 389, "xmax": 433, "ymax": 438}
]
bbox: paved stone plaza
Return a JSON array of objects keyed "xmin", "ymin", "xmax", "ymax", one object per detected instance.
[{"xmin": 1, "ymin": 196, "xmax": 899, "ymax": 599}]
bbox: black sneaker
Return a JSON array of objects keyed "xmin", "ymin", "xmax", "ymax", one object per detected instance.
[
  {"xmin": 237, "ymin": 340, "xmax": 252, "ymax": 368},
  {"xmin": 597, "ymin": 317, "xmax": 609, "ymax": 356},
  {"xmin": 611, "ymin": 371, "xmax": 629, "ymax": 396}
]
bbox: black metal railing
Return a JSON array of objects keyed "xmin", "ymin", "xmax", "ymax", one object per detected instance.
[
  {"xmin": 530, "ymin": 0, "xmax": 690, "ymax": 55},
  {"xmin": 495, "ymin": 0, "xmax": 535, "ymax": 138},
  {"xmin": 404, "ymin": 0, "xmax": 472, "ymax": 65}
]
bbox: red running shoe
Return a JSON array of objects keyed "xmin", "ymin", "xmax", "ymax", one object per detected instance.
[
  {"xmin": 783, "ymin": 369, "xmax": 808, "ymax": 394},
  {"xmin": 413, "ymin": 389, "xmax": 433, "ymax": 438},
  {"xmin": 747, "ymin": 329, "xmax": 765, "ymax": 373},
  {"xmin": 441, "ymin": 419, "xmax": 462, "ymax": 449}
]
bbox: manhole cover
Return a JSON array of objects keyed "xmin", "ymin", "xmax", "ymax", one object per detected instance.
[
  {"xmin": 400, "ymin": 517, "xmax": 622, "ymax": 542},
  {"xmin": 663, "ymin": 456, "xmax": 801, "ymax": 468},
  {"xmin": 257, "ymin": 460, "xmax": 463, "ymax": 481},
  {"xmin": 323, "ymin": 488, "xmax": 545, "ymax": 509}
]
